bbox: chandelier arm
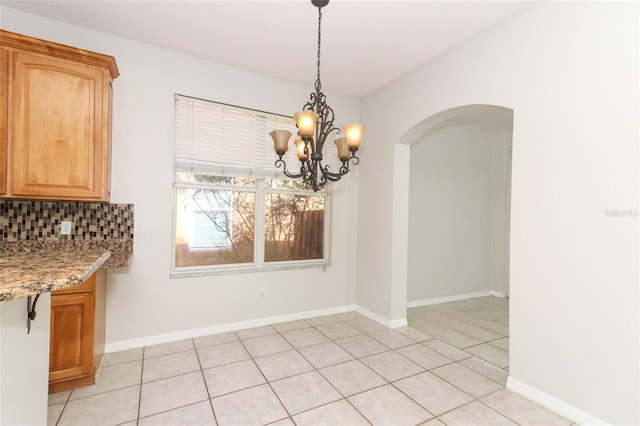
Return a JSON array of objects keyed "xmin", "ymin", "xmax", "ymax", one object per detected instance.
[
  {"xmin": 314, "ymin": 99, "xmax": 340, "ymax": 155},
  {"xmin": 319, "ymin": 166, "xmax": 344, "ymax": 182},
  {"xmin": 316, "ymin": 126, "xmax": 340, "ymax": 162},
  {"xmin": 316, "ymin": 114, "xmax": 332, "ymax": 138},
  {"xmin": 315, "ymin": 127, "xmax": 327, "ymax": 155},
  {"xmin": 303, "ymin": 93, "xmax": 316, "ymax": 111},
  {"xmin": 320, "ymin": 153, "xmax": 360, "ymax": 179},
  {"xmin": 318, "ymin": 159, "xmax": 348, "ymax": 180},
  {"xmin": 275, "ymin": 158, "xmax": 306, "ymax": 179},
  {"xmin": 316, "ymin": 168, "xmax": 329, "ymax": 187}
]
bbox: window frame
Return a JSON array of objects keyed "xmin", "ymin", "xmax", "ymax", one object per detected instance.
[{"xmin": 171, "ymin": 95, "xmax": 333, "ymax": 278}]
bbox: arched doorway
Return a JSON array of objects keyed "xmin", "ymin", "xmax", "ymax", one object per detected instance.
[{"xmin": 391, "ymin": 105, "xmax": 513, "ymax": 317}]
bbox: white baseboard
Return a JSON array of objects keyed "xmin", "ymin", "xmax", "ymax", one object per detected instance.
[
  {"xmin": 491, "ymin": 290, "xmax": 507, "ymax": 298},
  {"xmin": 389, "ymin": 318, "xmax": 409, "ymax": 328},
  {"xmin": 407, "ymin": 290, "xmax": 494, "ymax": 308},
  {"xmin": 506, "ymin": 376, "xmax": 610, "ymax": 426},
  {"xmin": 105, "ymin": 304, "xmax": 356, "ymax": 353},
  {"xmin": 356, "ymin": 305, "xmax": 408, "ymax": 329}
]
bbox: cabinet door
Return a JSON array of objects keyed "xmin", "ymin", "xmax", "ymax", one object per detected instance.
[
  {"xmin": 49, "ymin": 288, "xmax": 95, "ymax": 385},
  {"xmin": 10, "ymin": 50, "xmax": 108, "ymax": 200},
  {"xmin": 0, "ymin": 48, "xmax": 8, "ymax": 196}
]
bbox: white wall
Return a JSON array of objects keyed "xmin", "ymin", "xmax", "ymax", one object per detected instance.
[
  {"xmin": 408, "ymin": 125, "xmax": 510, "ymax": 303},
  {"xmin": 359, "ymin": 2, "xmax": 639, "ymax": 425},
  {"xmin": 0, "ymin": 295, "xmax": 51, "ymax": 426},
  {"xmin": 1, "ymin": 8, "xmax": 361, "ymax": 348}
]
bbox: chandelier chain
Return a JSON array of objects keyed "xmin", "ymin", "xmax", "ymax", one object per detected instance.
[{"xmin": 315, "ymin": 6, "xmax": 322, "ymax": 94}]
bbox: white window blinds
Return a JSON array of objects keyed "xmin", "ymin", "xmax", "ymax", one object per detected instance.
[{"xmin": 175, "ymin": 95, "xmax": 338, "ymax": 177}]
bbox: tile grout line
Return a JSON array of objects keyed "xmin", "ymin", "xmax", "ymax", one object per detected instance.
[
  {"xmin": 193, "ymin": 335, "xmax": 219, "ymax": 426},
  {"xmin": 237, "ymin": 329, "xmax": 294, "ymax": 425},
  {"xmin": 52, "ymin": 388, "xmax": 72, "ymax": 426},
  {"xmin": 135, "ymin": 346, "xmax": 145, "ymax": 425}
]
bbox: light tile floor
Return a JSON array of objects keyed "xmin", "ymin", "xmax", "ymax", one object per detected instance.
[{"xmin": 48, "ymin": 297, "xmax": 572, "ymax": 425}]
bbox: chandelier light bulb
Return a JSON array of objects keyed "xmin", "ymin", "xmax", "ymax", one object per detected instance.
[
  {"xmin": 294, "ymin": 110, "xmax": 319, "ymax": 137},
  {"xmin": 294, "ymin": 139, "xmax": 309, "ymax": 160},
  {"xmin": 343, "ymin": 124, "xmax": 365, "ymax": 150}
]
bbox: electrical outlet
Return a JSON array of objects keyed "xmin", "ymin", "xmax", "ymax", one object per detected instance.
[
  {"xmin": 382, "ymin": 289, "xmax": 389, "ymax": 302},
  {"xmin": 60, "ymin": 221, "xmax": 72, "ymax": 235},
  {"xmin": 258, "ymin": 289, "xmax": 266, "ymax": 300}
]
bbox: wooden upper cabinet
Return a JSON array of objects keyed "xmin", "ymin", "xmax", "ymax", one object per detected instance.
[
  {"xmin": 11, "ymin": 51, "xmax": 106, "ymax": 199},
  {"xmin": 0, "ymin": 47, "xmax": 8, "ymax": 196},
  {"xmin": 0, "ymin": 30, "xmax": 118, "ymax": 201}
]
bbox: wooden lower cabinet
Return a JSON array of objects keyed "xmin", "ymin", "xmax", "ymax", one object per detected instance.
[{"xmin": 49, "ymin": 269, "xmax": 106, "ymax": 393}]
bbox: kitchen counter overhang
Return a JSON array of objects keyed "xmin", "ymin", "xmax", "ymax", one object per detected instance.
[{"xmin": 0, "ymin": 250, "xmax": 111, "ymax": 302}]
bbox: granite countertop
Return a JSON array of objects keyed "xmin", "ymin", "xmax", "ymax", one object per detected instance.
[
  {"xmin": 0, "ymin": 250, "xmax": 111, "ymax": 302},
  {"xmin": 0, "ymin": 240, "xmax": 132, "ymax": 268}
]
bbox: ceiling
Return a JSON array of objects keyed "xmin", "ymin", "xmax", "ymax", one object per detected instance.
[{"xmin": 1, "ymin": 0, "xmax": 532, "ymax": 98}]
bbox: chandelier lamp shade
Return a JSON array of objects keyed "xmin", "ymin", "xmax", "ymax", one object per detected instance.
[{"xmin": 269, "ymin": 0, "xmax": 365, "ymax": 192}]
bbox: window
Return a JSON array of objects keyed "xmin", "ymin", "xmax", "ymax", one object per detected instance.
[
  {"xmin": 172, "ymin": 95, "xmax": 332, "ymax": 276},
  {"xmin": 188, "ymin": 187, "xmax": 233, "ymax": 249},
  {"xmin": 263, "ymin": 179, "xmax": 326, "ymax": 262}
]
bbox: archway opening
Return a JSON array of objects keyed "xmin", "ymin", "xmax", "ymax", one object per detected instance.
[{"xmin": 393, "ymin": 104, "xmax": 513, "ymax": 313}]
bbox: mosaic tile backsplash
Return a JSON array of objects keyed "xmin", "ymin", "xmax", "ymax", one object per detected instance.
[{"xmin": 0, "ymin": 200, "xmax": 134, "ymax": 242}]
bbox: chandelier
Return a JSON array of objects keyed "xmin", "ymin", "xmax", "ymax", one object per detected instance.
[{"xmin": 269, "ymin": 0, "xmax": 365, "ymax": 192}]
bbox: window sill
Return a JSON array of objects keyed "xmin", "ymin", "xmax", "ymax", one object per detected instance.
[{"xmin": 170, "ymin": 259, "xmax": 329, "ymax": 278}]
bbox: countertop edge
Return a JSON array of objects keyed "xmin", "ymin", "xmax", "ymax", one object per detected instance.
[{"xmin": 0, "ymin": 250, "xmax": 111, "ymax": 302}]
